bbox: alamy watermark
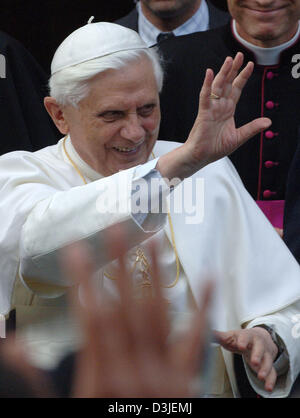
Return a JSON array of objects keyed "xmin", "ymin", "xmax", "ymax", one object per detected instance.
[
  {"xmin": 95, "ymin": 175, "xmax": 205, "ymax": 225},
  {"xmin": 0, "ymin": 55, "xmax": 5, "ymax": 79},
  {"xmin": 291, "ymin": 55, "xmax": 300, "ymax": 79},
  {"xmin": 0, "ymin": 314, "xmax": 5, "ymax": 338}
]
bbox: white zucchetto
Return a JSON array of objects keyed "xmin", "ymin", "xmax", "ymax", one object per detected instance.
[{"xmin": 51, "ymin": 21, "xmax": 148, "ymax": 75}]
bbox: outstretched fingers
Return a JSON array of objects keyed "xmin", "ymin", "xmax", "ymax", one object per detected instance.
[
  {"xmin": 227, "ymin": 52, "xmax": 244, "ymax": 85},
  {"xmin": 230, "ymin": 61, "xmax": 254, "ymax": 104},
  {"xmin": 199, "ymin": 53, "xmax": 247, "ymax": 113},
  {"xmin": 237, "ymin": 117, "xmax": 272, "ymax": 145},
  {"xmin": 221, "ymin": 52, "xmax": 244, "ymax": 98},
  {"xmin": 199, "ymin": 68, "xmax": 215, "ymax": 110},
  {"xmin": 209, "ymin": 56, "xmax": 233, "ymax": 98},
  {"xmin": 209, "ymin": 53, "xmax": 244, "ymax": 100}
]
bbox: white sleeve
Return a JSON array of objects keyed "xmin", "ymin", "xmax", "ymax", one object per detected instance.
[
  {"xmin": 243, "ymin": 303, "xmax": 300, "ymax": 398},
  {"xmin": 19, "ymin": 160, "xmax": 169, "ymax": 294},
  {"xmin": 132, "ymin": 158, "xmax": 171, "ymax": 230}
]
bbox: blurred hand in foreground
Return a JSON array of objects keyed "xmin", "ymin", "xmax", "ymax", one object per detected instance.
[{"xmin": 63, "ymin": 226, "xmax": 213, "ymax": 398}]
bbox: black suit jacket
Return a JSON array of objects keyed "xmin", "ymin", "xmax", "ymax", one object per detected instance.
[
  {"xmin": 115, "ymin": 1, "xmax": 229, "ymax": 31},
  {"xmin": 0, "ymin": 31, "xmax": 60, "ymax": 155},
  {"xmin": 284, "ymin": 138, "xmax": 300, "ymax": 264}
]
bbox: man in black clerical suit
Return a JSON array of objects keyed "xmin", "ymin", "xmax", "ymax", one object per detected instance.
[
  {"xmin": 157, "ymin": 0, "xmax": 300, "ymax": 233},
  {"xmin": 284, "ymin": 140, "xmax": 300, "ymax": 265},
  {"xmin": 0, "ymin": 31, "xmax": 60, "ymax": 155},
  {"xmin": 156, "ymin": 0, "xmax": 300, "ymax": 397},
  {"xmin": 116, "ymin": 0, "xmax": 229, "ymax": 45}
]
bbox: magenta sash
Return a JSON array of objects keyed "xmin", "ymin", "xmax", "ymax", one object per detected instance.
[{"xmin": 256, "ymin": 200, "xmax": 285, "ymax": 229}]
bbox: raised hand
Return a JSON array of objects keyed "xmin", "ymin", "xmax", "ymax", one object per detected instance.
[
  {"xmin": 185, "ymin": 52, "xmax": 271, "ymax": 168},
  {"xmin": 156, "ymin": 52, "xmax": 271, "ymax": 181}
]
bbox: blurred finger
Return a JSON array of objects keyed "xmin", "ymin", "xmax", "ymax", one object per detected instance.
[
  {"xmin": 105, "ymin": 224, "xmax": 133, "ymax": 303},
  {"xmin": 148, "ymin": 240, "xmax": 163, "ymax": 299},
  {"xmin": 148, "ymin": 241, "xmax": 169, "ymax": 336},
  {"xmin": 129, "ymin": 242, "xmax": 170, "ymax": 360},
  {"xmin": 106, "ymin": 225, "xmax": 152, "ymax": 358},
  {"xmin": 183, "ymin": 281, "xmax": 214, "ymax": 375},
  {"xmin": 62, "ymin": 241, "xmax": 95, "ymax": 288},
  {"xmin": 62, "ymin": 242, "xmax": 99, "ymax": 324}
]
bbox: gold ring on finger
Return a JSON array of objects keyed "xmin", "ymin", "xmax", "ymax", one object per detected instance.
[{"xmin": 209, "ymin": 92, "xmax": 220, "ymax": 99}]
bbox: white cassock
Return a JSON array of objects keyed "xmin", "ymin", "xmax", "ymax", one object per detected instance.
[{"xmin": 1, "ymin": 137, "xmax": 300, "ymax": 397}]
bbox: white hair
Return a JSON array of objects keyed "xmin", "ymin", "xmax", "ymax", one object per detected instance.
[{"xmin": 49, "ymin": 47, "xmax": 164, "ymax": 107}]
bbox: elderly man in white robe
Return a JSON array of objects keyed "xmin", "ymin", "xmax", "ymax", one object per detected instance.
[{"xmin": 1, "ymin": 21, "xmax": 300, "ymax": 398}]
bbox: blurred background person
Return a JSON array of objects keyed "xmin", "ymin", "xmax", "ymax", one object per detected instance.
[
  {"xmin": 116, "ymin": 0, "xmax": 229, "ymax": 45},
  {"xmin": 0, "ymin": 0, "xmax": 135, "ymax": 72},
  {"xmin": 157, "ymin": 1, "xmax": 300, "ymax": 395},
  {"xmin": 284, "ymin": 141, "xmax": 300, "ymax": 265},
  {"xmin": 158, "ymin": 0, "xmax": 300, "ymax": 235},
  {"xmin": 0, "ymin": 30, "xmax": 60, "ymax": 155}
]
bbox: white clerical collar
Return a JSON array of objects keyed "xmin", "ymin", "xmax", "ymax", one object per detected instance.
[
  {"xmin": 65, "ymin": 135, "xmax": 104, "ymax": 182},
  {"xmin": 137, "ymin": 0, "xmax": 209, "ymax": 46},
  {"xmin": 232, "ymin": 19, "xmax": 300, "ymax": 65}
]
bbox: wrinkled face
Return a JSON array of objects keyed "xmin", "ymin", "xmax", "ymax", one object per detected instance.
[
  {"xmin": 141, "ymin": 0, "xmax": 201, "ymax": 18},
  {"xmin": 63, "ymin": 58, "xmax": 161, "ymax": 176},
  {"xmin": 228, "ymin": 0, "xmax": 300, "ymax": 47}
]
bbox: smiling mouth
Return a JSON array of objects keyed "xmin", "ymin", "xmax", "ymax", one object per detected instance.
[
  {"xmin": 246, "ymin": 6, "xmax": 286, "ymax": 13},
  {"xmin": 113, "ymin": 146, "xmax": 138, "ymax": 152},
  {"xmin": 112, "ymin": 141, "xmax": 144, "ymax": 153}
]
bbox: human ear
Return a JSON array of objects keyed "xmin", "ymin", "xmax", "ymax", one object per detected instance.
[{"xmin": 44, "ymin": 97, "xmax": 70, "ymax": 135}]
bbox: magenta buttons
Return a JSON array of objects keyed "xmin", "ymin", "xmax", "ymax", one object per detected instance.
[
  {"xmin": 265, "ymin": 101, "xmax": 275, "ymax": 109},
  {"xmin": 264, "ymin": 161, "xmax": 279, "ymax": 169},
  {"xmin": 265, "ymin": 130, "xmax": 278, "ymax": 139},
  {"xmin": 263, "ymin": 190, "xmax": 276, "ymax": 199}
]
